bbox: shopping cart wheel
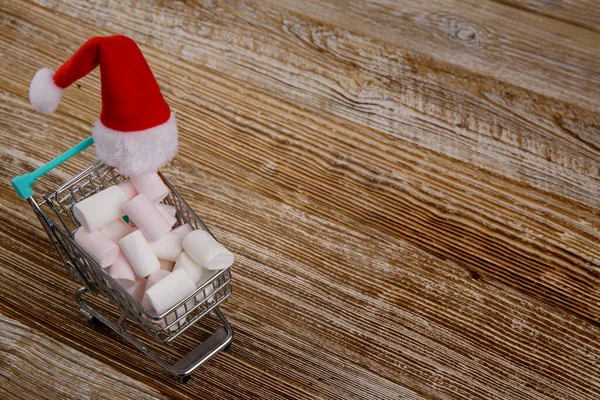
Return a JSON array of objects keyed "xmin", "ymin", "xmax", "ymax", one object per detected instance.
[{"xmin": 177, "ymin": 374, "xmax": 191, "ymax": 384}]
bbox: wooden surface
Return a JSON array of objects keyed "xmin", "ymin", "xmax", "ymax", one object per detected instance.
[
  {"xmin": 0, "ymin": 314, "xmax": 166, "ymax": 400},
  {"xmin": 1, "ymin": 0, "xmax": 599, "ymax": 399}
]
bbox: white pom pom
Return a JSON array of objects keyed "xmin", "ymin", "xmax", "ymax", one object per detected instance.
[{"xmin": 29, "ymin": 68, "xmax": 63, "ymax": 113}]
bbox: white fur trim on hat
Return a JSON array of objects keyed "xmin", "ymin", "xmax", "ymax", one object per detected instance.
[
  {"xmin": 29, "ymin": 68, "xmax": 63, "ymax": 113},
  {"xmin": 93, "ymin": 114, "xmax": 178, "ymax": 176}
]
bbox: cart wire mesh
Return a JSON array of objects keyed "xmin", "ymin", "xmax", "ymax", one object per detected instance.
[{"xmin": 31, "ymin": 161, "xmax": 232, "ymax": 343}]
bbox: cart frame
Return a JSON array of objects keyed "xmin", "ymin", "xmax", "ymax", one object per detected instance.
[{"xmin": 11, "ymin": 137, "xmax": 233, "ymax": 383}]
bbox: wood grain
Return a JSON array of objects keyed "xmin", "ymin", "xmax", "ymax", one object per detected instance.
[
  {"xmin": 491, "ymin": 0, "xmax": 600, "ymax": 32},
  {"xmin": 13, "ymin": 0, "xmax": 600, "ymax": 320},
  {"xmin": 1, "ymin": 158, "xmax": 599, "ymax": 399},
  {"xmin": 1, "ymin": 0, "xmax": 599, "ymax": 399},
  {"xmin": 0, "ymin": 314, "xmax": 166, "ymax": 400},
  {"xmin": 263, "ymin": 0, "xmax": 600, "ymax": 110}
]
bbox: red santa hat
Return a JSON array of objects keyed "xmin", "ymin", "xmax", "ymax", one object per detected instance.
[{"xmin": 29, "ymin": 35, "xmax": 178, "ymax": 176}]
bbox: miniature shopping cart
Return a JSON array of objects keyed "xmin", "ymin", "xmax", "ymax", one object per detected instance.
[{"xmin": 11, "ymin": 137, "xmax": 233, "ymax": 383}]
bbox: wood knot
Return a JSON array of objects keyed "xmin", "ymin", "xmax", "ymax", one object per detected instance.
[{"xmin": 448, "ymin": 24, "xmax": 481, "ymax": 46}]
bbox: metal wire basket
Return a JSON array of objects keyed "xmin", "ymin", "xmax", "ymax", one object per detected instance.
[{"xmin": 11, "ymin": 137, "xmax": 233, "ymax": 383}]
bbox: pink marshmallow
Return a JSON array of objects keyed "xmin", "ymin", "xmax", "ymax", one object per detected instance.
[
  {"xmin": 74, "ymin": 227, "xmax": 119, "ymax": 268},
  {"xmin": 172, "ymin": 223, "xmax": 193, "ymax": 234},
  {"xmin": 117, "ymin": 180, "xmax": 138, "ymax": 201},
  {"xmin": 106, "ymin": 252, "xmax": 139, "ymax": 289},
  {"xmin": 126, "ymin": 279, "xmax": 146, "ymax": 302},
  {"xmin": 159, "ymin": 259, "xmax": 175, "ymax": 272},
  {"xmin": 123, "ymin": 194, "xmax": 172, "ymax": 242},
  {"xmin": 156, "ymin": 203, "xmax": 177, "ymax": 227},
  {"xmin": 130, "ymin": 172, "xmax": 169, "ymax": 203},
  {"xmin": 99, "ymin": 219, "xmax": 133, "ymax": 242}
]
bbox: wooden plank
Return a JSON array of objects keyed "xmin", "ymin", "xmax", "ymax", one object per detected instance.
[
  {"xmin": 1, "ymin": 153, "xmax": 599, "ymax": 399},
  {"xmin": 17, "ymin": 1, "xmax": 600, "ymax": 206},
  {"xmin": 0, "ymin": 1, "xmax": 599, "ymax": 400},
  {"xmin": 0, "ymin": 313, "xmax": 166, "ymax": 400},
  {"xmin": 7, "ymin": 0, "xmax": 599, "ymax": 321},
  {"xmin": 261, "ymin": 0, "xmax": 600, "ymax": 111},
  {"xmin": 491, "ymin": 0, "xmax": 600, "ymax": 33}
]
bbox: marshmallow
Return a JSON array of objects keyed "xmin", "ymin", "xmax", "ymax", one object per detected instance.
[
  {"xmin": 119, "ymin": 230, "xmax": 160, "ymax": 278},
  {"xmin": 117, "ymin": 180, "xmax": 138, "ymax": 201},
  {"xmin": 174, "ymin": 253, "xmax": 216, "ymax": 311},
  {"xmin": 165, "ymin": 308, "xmax": 187, "ymax": 331},
  {"xmin": 159, "ymin": 259, "xmax": 175, "ymax": 272},
  {"xmin": 142, "ymin": 270, "xmax": 186, "ymax": 332},
  {"xmin": 156, "ymin": 203, "xmax": 177, "ymax": 227},
  {"xmin": 172, "ymin": 223, "xmax": 193, "ymax": 234},
  {"xmin": 185, "ymin": 271, "xmax": 217, "ymax": 313},
  {"xmin": 99, "ymin": 219, "xmax": 133, "ymax": 242},
  {"xmin": 182, "ymin": 230, "xmax": 234, "ymax": 270},
  {"xmin": 106, "ymin": 252, "xmax": 139, "ymax": 289},
  {"xmin": 126, "ymin": 280, "xmax": 146, "ymax": 302},
  {"xmin": 124, "ymin": 194, "xmax": 172, "ymax": 242},
  {"xmin": 145, "ymin": 269, "xmax": 170, "ymax": 292},
  {"xmin": 73, "ymin": 186, "xmax": 128, "ymax": 231},
  {"xmin": 151, "ymin": 231, "xmax": 185, "ymax": 262},
  {"xmin": 173, "ymin": 252, "xmax": 206, "ymax": 284},
  {"xmin": 158, "ymin": 203, "xmax": 177, "ymax": 217},
  {"xmin": 196, "ymin": 272, "xmax": 216, "ymax": 303},
  {"xmin": 74, "ymin": 227, "xmax": 119, "ymax": 268},
  {"xmin": 130, "ymin": 172, "xmax": 169, "ymax": 203},
  {"xmin": 142, "ymin": 268, "xmax": 196, "ymax": 314}
]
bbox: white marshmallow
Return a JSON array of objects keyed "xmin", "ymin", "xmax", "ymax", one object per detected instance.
[
  {"xmin": 151, "ymin": 231, "xmax": 185, "ymax": 262},
  {"xmin": 159, "ymin": 259, "xmax": 175, "ymax": 272},
  {"xmin": 142, "ymin": 270, "xmax": 186, "ymax": 332},
  {"xmin": 99, "ymin": 219, "xmax": 133, "ymax": 242},
  {"xmin": 156, "ymin": 204, "xmax": 177, "ymax": 227},
  {"xmin": 124, "ymin": 194, "xmax": 172, "ymax": 242},
  {"xmin": 142, "ymin": 268, "xmax": 196, "ymax": 315},
  {"xmin": 117, "ymin": 180, "xmax": 138, "ymax": 201},
  {"xmin": 182, "ymin": 230, "xmax": 234, "ymax": 270},
  {"xmin": 73, "ymin": 186, "xmax": 128, "ymax": 231},
  {"xmin": 106, "ymin": 252, "xmax": 139, "ymax": 289},
  {"xmin": 172, "ymin": 223, "xmax": 193, "ymax": 234},
  {"xmin": 173, "ymin": 252, "xmax": 206, "ymax": 284},
  {"xmin": 165, "ymin": 308, "xmax": 187, "ymax": 331},
  {"xmin": 158, "ymin": 203, "xmax": 177, "ymax": 217},
  {"xmin": 130, "ymin": 172, "xmax": 169, "ymax": 203},
  {"xmin": 185, "ymin": 271, "xmax": 217, "ymax": 313},
  {"xmin": 74, "ymin": 227, "xmax": 119, "ymax": 268},
  {"xmin": 196, "ymin": 271, "xmax": 216, "ymax": 303},
  {"xmin": 119, "ymin": 230, "xmax": 160, "ymax": 278}
]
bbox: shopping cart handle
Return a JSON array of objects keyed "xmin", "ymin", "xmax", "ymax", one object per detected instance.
[{"xmin": 11, "ymin": 136, "xmax": 95, "ymax": 199}]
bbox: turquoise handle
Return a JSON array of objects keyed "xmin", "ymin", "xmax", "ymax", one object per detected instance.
[{"xmin": 11, "ymin": 136, "xmax": 95, "ymax": 199}]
